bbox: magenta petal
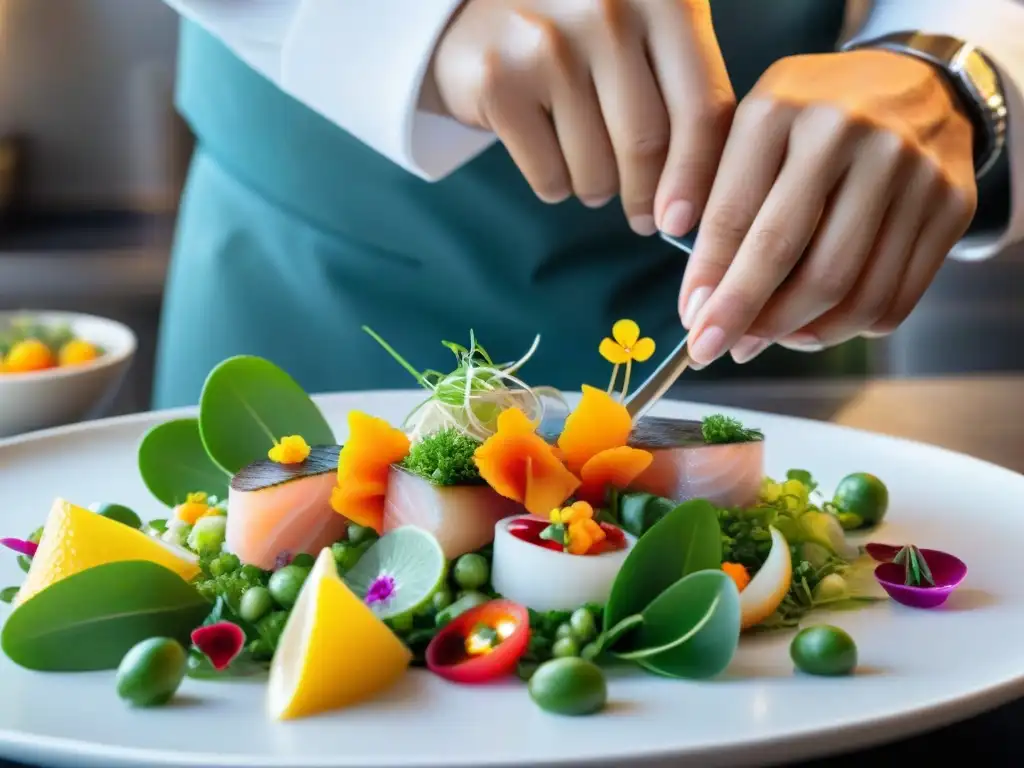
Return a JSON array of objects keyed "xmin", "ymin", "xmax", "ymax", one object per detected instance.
[
  {"xmin": 1, "ymin": 538, "xmax": 38, "ymax": 558},
  {"xmin": 874, "ymin": 548, "xmax": 967, "ymax": 609},
  {"xmin": 191, "ymin": 621, "xmax": 246, "ymax": 671},
  {"xmin": 865, "ymin": 542, "xmax": 903, "ymax": 562}
]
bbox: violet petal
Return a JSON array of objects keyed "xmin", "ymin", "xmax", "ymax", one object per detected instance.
[
  {"xmin": 191, "ymin": 621, "xmax": 246, "ymax": 671},
  {"xmin": 873, "ymin": 548, "xmax": 967, "ymax": 609},
  {"xmin": 865, "ymin": 542, "xmax": 902, "ymax": 563},
  {"xmin": 0, "ymin": 538, "xmax": 38, "ymax": 558}
]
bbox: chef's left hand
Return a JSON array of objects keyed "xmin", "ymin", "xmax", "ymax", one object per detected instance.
[{"xmin": 673, "ymin": 50, "xmax": 979, "ymax": 366}]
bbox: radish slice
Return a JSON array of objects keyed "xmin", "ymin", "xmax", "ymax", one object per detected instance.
[
  {"xmin": 738, "ymin": 526, "xmax": 792, "ymax": 630},
  {"xmin": 490, "ymin": 515, "xmax": 636, "ymax": 612}
]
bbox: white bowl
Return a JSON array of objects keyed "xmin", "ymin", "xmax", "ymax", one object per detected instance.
[{"xmin": 0, "ymin": 311, "xmax": 136, "ymax": 437}]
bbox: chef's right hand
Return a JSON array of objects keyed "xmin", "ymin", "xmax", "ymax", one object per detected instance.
[{"xmin": 430, "ymin": 0, "xmax": 735, "ymax": 236}]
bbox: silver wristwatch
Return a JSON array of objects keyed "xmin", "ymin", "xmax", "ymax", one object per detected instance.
[{"xmin": 845, "ymin": 32, "xmax": 1008, "ymax": 179}]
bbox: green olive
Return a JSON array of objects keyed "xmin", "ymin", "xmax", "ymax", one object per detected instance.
[
  {"xmin": 452, "ymin": 553, "xmax": 490, "ymax": 591},
  {"xmin": 552, "ymin": 637, "xmax": 580, "ymax": 658},
  {"xmin": 528, "ymin": 657, "xmax": 607, "ymax": 716},
  {"xmin": 790, "ymin": 624, "xmax": 857, "ymax": 677},
  {"xmin": 116, "ymin": 637, "xmax": 188, "ymax": 707},
  {"xmin": 96, "ymin": 503, "xmax": 142, "ymax": 529},
  {"xmin": 833, "ymin": 473, "xmax": 888, "ymax": 528},
  {"xmin": 569, "ymin": 608, "xmax": 598, "ymax": 643}
]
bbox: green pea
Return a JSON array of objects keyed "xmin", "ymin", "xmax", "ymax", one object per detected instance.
[
  {"xmin": 268, "ymin": 565, "xmax": 310, "ymax": 608},
  {"xmin": 452, "ymin": 553, "xmax": 490, "ymax": 591},
  {"xmin": 240, "ymin": 564, "xmax": 267, "ymax": 584},
  {"xmin": 528, "ymin": 658, "xmax": 607, "ymax": 716},
  {"xmin": 290, "ymin": 553, "xmax": 316, "ymax": 569},
  {"xmin": 96, "ymin": 503, "xmax": 142, "ymax": 529},
  {"xmin": 208, "ymin": 553, "xmax": 241, "ymax": 578},
  {"xmin": 431, "ymin": 587, "xmax": 454, "ymax": 613},
  {"xmin": 331, "ymin": 541, "xmax": 368, "ymax": 574},
  {"xmin": 388, "ymin": 613, "xmax": 414, "ymax": 633},
  {"xmin": 554, "ymin": 623, "xmax": 574, "ymax": 641},
  {"xmin": 552, "ymin": 637, "xmax": 580, "ymax": 658},
  {"xmin": 346, "ymin": 524, "xmax": 377, "ymax": 546},
  {"xmin": 239, "ymin": 586, "xmax": 274, "ymax": 623},
  {"xmin": 569, "ymin": 608, "xmax": 597, "ymax": 643},
  {"xmin": 790, "ymin": 624, "xmax": 857, "ymax": 677},
  {"xmin": 116, "ymin": 638, "xmax": 187, "ymax": 707},
  {"xmin": 435, "ymin": 591, "xmax": 489, "ymax": 627}
]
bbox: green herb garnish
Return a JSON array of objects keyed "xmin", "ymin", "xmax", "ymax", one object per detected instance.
[
  {"xmin": 701, "ymin": 414, "xmax": 764, "ymax": 444},
  {"xmin": 893, "ymin": 545, "xmax": 934, "ymax": 587},
  {"xmin": 401, "ymin": 428, "xmax": 483, "ymax": 486}
]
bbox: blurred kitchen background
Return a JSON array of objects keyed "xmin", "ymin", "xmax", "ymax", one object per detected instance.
[{"xmin": 0, "ymin": 0, "xmax": 1021, "ymax": 418}]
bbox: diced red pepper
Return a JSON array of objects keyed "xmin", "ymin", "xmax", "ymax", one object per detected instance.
[
  {"xmin": 426, "ymin": 600, "xmax": 530, "ymax": 684},
  {"xmin": 505, "ymin": 517, "xmax": 627, "ymax": 555},
  {"xmin": 191, "ymin": 621, "xmax": 246, "ymax": 671}
]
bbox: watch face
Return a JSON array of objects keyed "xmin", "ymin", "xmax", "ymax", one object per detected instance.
[{"xmin": 961, "ymin": 51, "xmax": 1001, "ymax": 104}]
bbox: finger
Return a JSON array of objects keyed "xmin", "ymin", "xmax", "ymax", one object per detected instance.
[
  {"xmin": 686, "ymin": 108, "xmax": 860, "ymax": 366},
  {"xmin": 745, "ymin": 128, "xmax": 908, "ymax": 347},
  {"xmin": 867, "ymin": 180, "xmax": 976, "ymax": 335},
  {"xmin": 547, "ymin": 60, "xmax": 618, "ymax": 207},
  {"xmin": 590, "ymin": 6, "xmax": 670, "ymax": 235},
  {"xmin": 788, "ymin": 158, "xmax": 937, "ymax": 347},
  {"xmin": 646, "ymin": 0, "xmax": 735, "ymax": 237},
  {"xmin": 484, "ymin": 90, "xmax": 571, "ymax": 204},
  {"xmin": 676, "ymin": 98, "xmax": 792, "ymax": 331}
]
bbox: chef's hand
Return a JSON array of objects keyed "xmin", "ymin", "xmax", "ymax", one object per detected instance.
[
  {"xmin": 430, "ymin": 0, "xmax": 734, "ymax": 236},
  {"xmin": 676, "ymin": 51, "xmax": 978, "ymax": 366}
]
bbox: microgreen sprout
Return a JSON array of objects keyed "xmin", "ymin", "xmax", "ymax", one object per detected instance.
[{"xmin": 362, "ymin": 326, "xmax": 566, "ymax": 442}]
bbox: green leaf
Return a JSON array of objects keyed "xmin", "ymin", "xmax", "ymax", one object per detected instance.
[
  {"xmin": 617, "ymin": 493, "xmax": 677, "ymax": 538},
  {"xmin": 785, "ymin": 469, "xmax": 818, "ymax": 492},
  {"xmin": 612, "ymin": 570, "xmax": 740, "ymax": 679},
  {"xmin": 604, "ymin": 499, "xmax": 722, "ymax": 634},
  {"xmin": 1, "ymin": 561, "xmax": 211, "ymax": 672},
  {"xmin": 138, "ymin": 418, "xmax": 230, "ymax": 507},
  {"xmin": 198, "ymin": 356, "xmax": 335, "ymax": 474},
  {"xmin": 0, "ymin": 587, "xmax": 17, "ymax": 604}
]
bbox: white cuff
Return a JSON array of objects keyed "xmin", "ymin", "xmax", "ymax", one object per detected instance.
[
  {"xmin": 848, "ymin": 0, "xmax": 1024, "ymax": 261},
  {"xmin": 280, "ymin": 0, "xmax": 496, "ymax": 182}
]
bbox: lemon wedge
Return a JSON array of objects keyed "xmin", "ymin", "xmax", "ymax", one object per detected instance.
[
  {"xmin": 17, "ymin": 499, "xmax": 200, "ymax": 606},
  {"xmin": 267, "ymin": 547, "xmax": 412, "ymax": 721},
  {"xmin": 738, "ymin": 526, "xmax": 793, "ymax": 630}
]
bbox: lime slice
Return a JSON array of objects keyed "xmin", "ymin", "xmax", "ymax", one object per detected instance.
[{"xmin": 343, "ymin": 526, "xmax": 447, "ymax": 620}]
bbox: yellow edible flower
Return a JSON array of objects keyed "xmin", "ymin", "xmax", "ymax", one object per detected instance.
[
  {"xmin": 549, "ymin": 501, "xmax": 606, "ymax": 555},
  {"xmin": 598, "ymin": 319, "xmax": 655, "ymax": 401},
  {"xmin": 175, "ymin": 492, "xmax": 214, "ymax": 524},
  {"xmin": 269, "ymin": 435, "xmax": 311, "ymax": 465}
]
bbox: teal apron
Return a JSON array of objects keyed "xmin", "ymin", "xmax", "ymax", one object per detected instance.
[{"xmin": 154, "ymin": 0, "xmax": 859, "ymax": 408}]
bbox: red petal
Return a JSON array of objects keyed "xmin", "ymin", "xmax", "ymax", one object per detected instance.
[
  {"xmin": 191, "ymin": 621, "xmax": 246, "ymax": 671},
  {"xmin": 1, "ymin": 538, "xmax": 38, "ymax": 558}
]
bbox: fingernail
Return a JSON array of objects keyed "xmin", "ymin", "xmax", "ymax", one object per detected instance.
[
  {"xmin": 661, "ymin": 200, "xmax": 695, "ymax": 237},
  {"xmin": 581, "ymin": 195, "xmax": 613, "ymax": 209},
  {"xmin": 681, "ymin": 287, "xmax": 711, "ymax": 329},
  {"xmin": 731, "ymin": 335, "xmax": 771, "ymax": 364},
  {"xmin": 689, "ymin": 325, "xmax": 727, "ymax": 365},
  {"xmin": 629, "ymin": 215, "xmax": 657, "ymax": 237},
  {"xmin": 779, "ymin": 332, "xmax": 823, "ymax": 352}
]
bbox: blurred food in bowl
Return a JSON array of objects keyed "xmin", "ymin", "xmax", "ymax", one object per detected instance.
[{"xmin": 0, "ymin": 311, "xmax": 136, "ymax": 437}]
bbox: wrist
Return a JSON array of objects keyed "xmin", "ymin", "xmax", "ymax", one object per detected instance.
[{"xmin": 843, "ymin": 32, "xmax": 1007, "ymax": 179}]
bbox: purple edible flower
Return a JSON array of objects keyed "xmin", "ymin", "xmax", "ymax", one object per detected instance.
[
  {"xmin": 1, "ymin": 538, "xmax": 38, "ymax": 558},
  {"xmin": 274, "ymin": 551, "xmax": 293, "ymax": 569},
  {"xmin": 366, "ymin": 575, "xmax": 397, "ymax": 605},
  {"xmin": 868, "ymin": 541, "xmax": 967, "ymax": 609}
]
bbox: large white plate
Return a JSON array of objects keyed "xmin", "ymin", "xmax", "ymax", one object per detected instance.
[{"xmin": 1, "ymin": 391, "xmax": 1022, "ymax": 768}]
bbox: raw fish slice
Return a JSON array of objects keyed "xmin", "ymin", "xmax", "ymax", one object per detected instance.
[
  {"xmin": 226, "ymin": 446, "xmax": 349, "ymax": 569},
  {"xmin": 383, "ymin": 466, "xmax": 523, "ymax": 559},
  {"xmin": 541, "ymin": 415, "xmax": 763, "ymax": 508}
]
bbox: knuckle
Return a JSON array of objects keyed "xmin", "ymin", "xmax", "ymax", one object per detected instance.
[
  {"xmin": 692, "ymin": 90, "xmax": 737, "ymax": 133},
  {"xmin": 749, "ymin": 226, "xmax": 800, "ymax": 271},
  {"xmin": 736, "ymin": 94, "xmax": 790, "ymax": 127},
  {"xmin": 946, "ymin": 181, "xmax": 979, "ymax": 224},
  {"xmin": 704, "ymin": 204, "xmax": 753, "ymax": 246},
  {"xmin": 806, "ymin": 265, "xmax": 853, "ymax": 307},
  {"xmin": 623, "ymin": 129, "xmax": 671, "ymax": 165}
]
